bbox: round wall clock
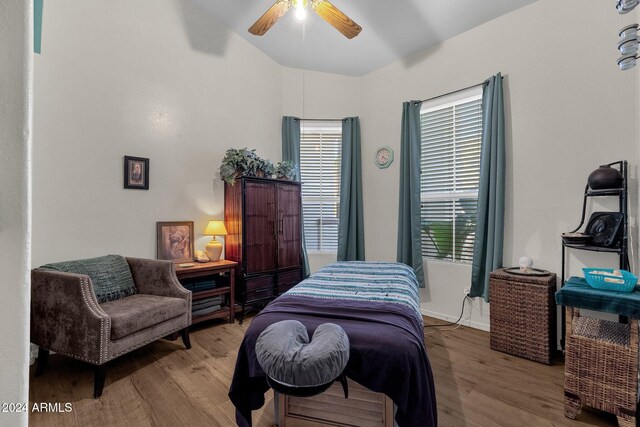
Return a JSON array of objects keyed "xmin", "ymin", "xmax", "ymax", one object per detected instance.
[{"xmin": 375, "ymin": 146, "xmax": 394, "ymax": 169}]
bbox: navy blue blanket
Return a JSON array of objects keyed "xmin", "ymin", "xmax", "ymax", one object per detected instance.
[{"xmin": 228, "ymin": 295, "xmax": 437, "ymax": 427}]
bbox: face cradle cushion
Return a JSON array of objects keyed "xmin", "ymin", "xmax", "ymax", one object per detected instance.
[{"xmin": 255, "ymin": 320, "xmax": 350, "ymax": 394}]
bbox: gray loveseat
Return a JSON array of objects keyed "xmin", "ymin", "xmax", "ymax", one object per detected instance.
[{"xmin": 30, "ymin": 255, "xmax": 192, "ymax": 397}]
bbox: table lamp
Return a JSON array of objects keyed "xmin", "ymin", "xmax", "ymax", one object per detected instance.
[{"xmin": 204, "ymin": 220, "xmax": 228, "ymax": 262}]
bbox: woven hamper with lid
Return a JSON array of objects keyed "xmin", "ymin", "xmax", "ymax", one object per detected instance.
[
  {"xmin": 563, "ymin": 307, "xmax": 638, "ymax": 426},
  {"xmin": 489, "ymin": 268, "xmax": 557, "ymax": 364}
]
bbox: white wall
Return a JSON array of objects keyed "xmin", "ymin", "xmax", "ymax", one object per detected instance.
[
  {"xmin": 0, "ymin": 1, "xmax": 32, "ymax": 425},
  {"xmin": 32, "ymin": 0, "xmax": 363, "ymax": 272},
  {"xmin": 281, "ymin": 67, "xmax": 361, "ymax": 272},
  {"xmin": 31, "ymin": 0, "xmax": 640, "ymax": 334},
  {"xmin": 361, "ymin": 0, "xmax": 639, "ymax": 329},
  {"xmin": 32, "ymin": 0, "xmax": 284, "ymax": 266}
]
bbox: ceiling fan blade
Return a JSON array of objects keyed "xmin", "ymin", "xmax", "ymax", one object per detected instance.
[
  {"xmin": 248, "ymin": 0, "xmax": 292, "ymax": 36},
  {"xmin": 311, "ymin": 0, "xmax": 361, "ymax": 39}
]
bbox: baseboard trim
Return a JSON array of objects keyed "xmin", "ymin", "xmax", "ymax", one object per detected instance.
[{"xmin": 421, "ymin": 308, "xmax": 490, "ymax": 332}]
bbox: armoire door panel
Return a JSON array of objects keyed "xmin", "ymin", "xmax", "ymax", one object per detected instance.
[
  {"xmin": 224, "ymin": 180, "xmax": 243, "ymax": 266},
  {"xmin": 244, "ymin": 181, "xmax": 277, "ymax": 273},
  {"xmin": 277, "ymin": 183, "xmax": 302, "ymax": 270}
]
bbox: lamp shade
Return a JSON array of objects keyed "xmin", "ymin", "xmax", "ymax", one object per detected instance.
[{"xmin": 204, "ymin": 220, "xmax": 228, "ymax": 236}]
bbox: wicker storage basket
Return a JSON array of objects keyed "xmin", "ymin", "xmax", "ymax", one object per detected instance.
[
  {"xmin": 564, "ymin": 307, "xmax": 638, "ymax": 426},
  {"xmin": 489, "ymin": 268, "xmax": 557, "ymax": 364}
]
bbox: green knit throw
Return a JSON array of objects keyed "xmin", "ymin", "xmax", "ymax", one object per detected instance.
[{"xmin": 41, "ymin": 255, "xmax": 137, "ymax": 303}]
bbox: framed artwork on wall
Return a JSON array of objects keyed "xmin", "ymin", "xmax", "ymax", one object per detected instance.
[
  {"xmin": 156, "ymin": 221, "xmax": 194, "ymax": 263},
  {"xmin": 124, "ymin": 155, "xmax": 149, "ymax": 190}
]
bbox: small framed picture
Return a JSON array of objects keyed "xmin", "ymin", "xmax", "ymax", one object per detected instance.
[
  {"xmin": 124, "ymin": 156, "xmax": 149, "ymax": 190},
  {"xmin": 156, "ymin": 221, "xmax": 194, "ymax": 263}
]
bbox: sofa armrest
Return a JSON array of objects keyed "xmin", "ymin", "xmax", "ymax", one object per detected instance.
[
  {"xmin": 31, "ymin": 269, "xmax": 111, "ymax": 365},
  {"xmin": 126, "ymin": 257, "xmax": 191, "ymax": 302}
]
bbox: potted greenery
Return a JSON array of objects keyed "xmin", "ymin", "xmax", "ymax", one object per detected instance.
[
  {"xmin": 275, "ymin": 161, "xmax": 297, "ymax": 181},
  {"xmin": 219, "ymin": 148, "xmax": 260, "ymax": 185},
  {"xmin": 257, "ymin": 158, "xmax": 276, "ymax": 178},
  {"xmin": 245, "ymin": 156, "xmax": 262, "ymax": 177}
]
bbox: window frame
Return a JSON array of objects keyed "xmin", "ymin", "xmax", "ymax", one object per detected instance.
[
  {"xmin": 419, "ymin": 86, "xmax": 483, "ymax": 264},
  {"xmin": 299, "ymin": 120, "xmax": 342, "ymax": 255}
]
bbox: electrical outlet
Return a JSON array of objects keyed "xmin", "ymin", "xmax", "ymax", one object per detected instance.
[{"xmin": 463, "ymin": 288, "xmax": 470, "ymax": 297}]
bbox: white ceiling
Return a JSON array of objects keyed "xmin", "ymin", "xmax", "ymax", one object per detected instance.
[{"xmin": 198, "ymin": 0, "xmax": 539, "ymax": 76}]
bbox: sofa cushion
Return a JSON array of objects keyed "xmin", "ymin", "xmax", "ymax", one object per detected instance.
[
  {"xmin": 41, "ymin": 255, "xmax": 137, "ymax": 303},
  {"xmin": 100, "ymin": 294, "xmax": 188, "ymax": 340}
]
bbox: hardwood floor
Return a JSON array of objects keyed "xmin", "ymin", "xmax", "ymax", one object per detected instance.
[{"xmin": 29, "ymin": 317, "xmax": 618, "ymax": 427}]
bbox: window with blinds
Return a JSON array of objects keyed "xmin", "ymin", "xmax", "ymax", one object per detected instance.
[
  {"xmin": 420, "ymin": 86, "xmax": 483, "ymax": 263},
  {"xmin": 300, "ymin": 120, "xmax": 342, "ymax": 252}
]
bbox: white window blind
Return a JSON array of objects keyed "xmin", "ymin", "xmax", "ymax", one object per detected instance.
[
  {"xmin": 420, "ymin": 87, "xmax": 483, "ymax": 263},
  {"xmin": 300, "ymin": 120, "xmax": 342, "ymax": 252}
]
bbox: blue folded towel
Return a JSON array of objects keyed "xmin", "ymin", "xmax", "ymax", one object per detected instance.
[{"xmin": 556, "ymin": 276, "xmax": 640, "ymax": 318}]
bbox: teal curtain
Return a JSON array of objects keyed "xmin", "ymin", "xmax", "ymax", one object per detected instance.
[
  {"xmin": 397, "ymin": 101, "xmax": 425, "ymax": 287},
  {"xmin": 338, "ymin": 117, "xmax": 365, "ymax": 261},
  {"xmin": 34, "ymin": 0, "xmax": 43, "ymax": 54},
  {"xmin": 282, "ymin": 116, "xmax": 310, "ymax": 277},
  {"xmin": 470, "ymin": 73, "xmax": 506, "ymax": 301}
]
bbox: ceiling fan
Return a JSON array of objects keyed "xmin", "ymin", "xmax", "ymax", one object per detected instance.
[{"xmin": 248, "ymin": 0, "xmax": 362, "ymax": 39}]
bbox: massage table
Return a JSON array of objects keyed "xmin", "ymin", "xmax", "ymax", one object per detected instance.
[{"xmin": 228, "ymin": 261, "xmax": 437, "ymax": 427}]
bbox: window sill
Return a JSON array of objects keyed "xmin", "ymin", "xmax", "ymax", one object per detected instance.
[
  {"xmin": 307, "ymin": 251, "xmax": 338, "ymax": 256},
  {"xmin": 424, "ymin": 258, "xmax": 472, "ymax": 266}
]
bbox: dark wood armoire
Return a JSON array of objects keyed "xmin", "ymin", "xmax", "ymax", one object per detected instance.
[{"xmin": 224, "ymin": 177, "xmax": 303, "ymax": 320}]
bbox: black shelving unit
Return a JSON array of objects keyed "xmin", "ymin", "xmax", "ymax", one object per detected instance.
[{"xmin": 560, "ymin": 160, "xmax": 629, "ymax": 349}]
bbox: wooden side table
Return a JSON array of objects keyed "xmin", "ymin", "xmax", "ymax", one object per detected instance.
[
  {"xmin": 489, "ymin": 268, "xmax": 557, "ymax": 364},
  {"xmin": 174, "ymin": 260, "xmax": 236, "ymax": 325}
]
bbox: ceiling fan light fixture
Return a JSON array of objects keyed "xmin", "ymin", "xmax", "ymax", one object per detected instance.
[
  {"xmin": 295, "ymin": 6, "xmax": 307, "ymax": 21},
  {"xmin": 248, "ymin": 0, "xmax": 360, "ymax": 38},
  {"xmin": 293, "ymin": 0, "xmax": 308, "ymax": 20}
]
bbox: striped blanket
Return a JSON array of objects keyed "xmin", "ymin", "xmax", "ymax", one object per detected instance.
[
  {"xmin": 230, "ymin": 261, "xmax": 436, "ymax": 427},
  {"xmin": 286, "ymin": 261, "xmax": 422, "ymax": 322}
]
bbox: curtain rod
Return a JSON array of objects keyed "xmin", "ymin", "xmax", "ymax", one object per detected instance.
[
  {"xmin": 420, "ymin": 76, "xmax": 504, "ymax": 104},
  {"xmin": 298, "ymin": 118, "xmax": 343, "ymax": 122}
]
